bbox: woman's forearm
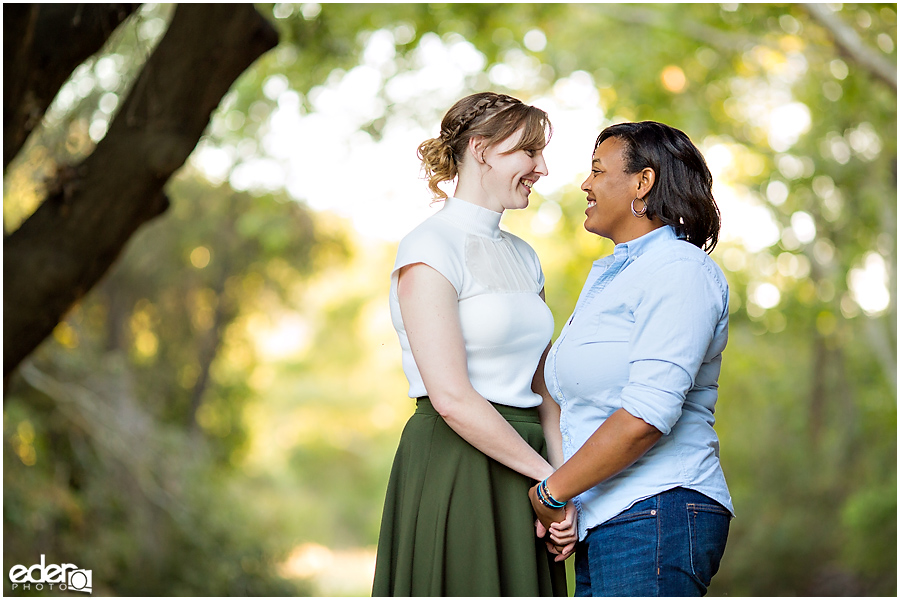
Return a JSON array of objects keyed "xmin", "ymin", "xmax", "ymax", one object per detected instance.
[
  {"xmin": 533, "ymin": 344, "xmax": 565, "ymax": 469},
  {"xmin": 433, "ymin": 390, "xmax": 555, "ymax": 482},
  {"xmin": 545, "ymin": 407, "xmax": 663, "ymax": 503},
  {"xmin": 537, "ymin": 397, "xmax": 565, "ymax": 469},
  {"xmin": 399, "ymin": 264, "xmax": 554, "ymax": 483}
]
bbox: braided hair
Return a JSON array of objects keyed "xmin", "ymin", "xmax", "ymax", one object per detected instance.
[{"xmin": 418, "ymin": 92, "xmax": 551, "ymax": 200}]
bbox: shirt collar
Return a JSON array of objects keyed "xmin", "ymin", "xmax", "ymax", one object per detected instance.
[
  {"xmin": 439, "ymin": 197, "xmax": 503, "ymax": 239},
  {"xmin": 608, "ymin": 225, "xmax": 681, "ymax": 263}
]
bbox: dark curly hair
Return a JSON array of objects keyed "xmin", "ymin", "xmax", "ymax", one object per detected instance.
[{"xmin": 596, "ymin": 121, "xmax": 721, "ymax": 252}]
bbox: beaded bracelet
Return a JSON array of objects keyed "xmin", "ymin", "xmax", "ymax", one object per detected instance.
[
  {"xmin": 535, "ymin": 485, "xmax": 547, "ymax": 508},
  {"xmin": 537, "ymin": 478, "xmax": 566, "ymax": 509},
  {"xmin": 535, "ymin": 486, "xmax": 555, "ymax": 509}
]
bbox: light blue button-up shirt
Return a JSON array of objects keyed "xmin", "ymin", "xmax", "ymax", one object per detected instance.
[{"xmin": 545, "ymin": 225, "xmax": 734, "ymax": 540}]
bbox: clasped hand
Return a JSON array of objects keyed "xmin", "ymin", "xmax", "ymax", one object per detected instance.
[{"xmin": 528, "ymin": 484, "xmax": 577, "ymax": 562}]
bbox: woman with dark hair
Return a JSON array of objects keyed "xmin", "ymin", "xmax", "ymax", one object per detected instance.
[
  {"xmin": 530, "ymin": 121, "xmax": 734, "ymax": 596},
  {"xmin": 372, "ymin": 92, "xmax": 574, "ymax": 596}
]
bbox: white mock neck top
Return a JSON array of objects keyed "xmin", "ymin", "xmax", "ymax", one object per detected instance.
[{"xmin": 389, "ymin": 197, "xmax": 554, "ymax": 408}]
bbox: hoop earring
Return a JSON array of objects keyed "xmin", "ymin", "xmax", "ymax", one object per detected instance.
[{"xmin": 631, "ymin": 197, "xmax": 647, "ymax": 218}]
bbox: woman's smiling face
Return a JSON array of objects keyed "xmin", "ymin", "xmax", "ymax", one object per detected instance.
[
  {"xmin": 581, "ymin": 136, "xmax": 645, "ymax": 243},
  {"xmin": 479, "ymin": 127, "xmax": 549, "ymax": 212}
]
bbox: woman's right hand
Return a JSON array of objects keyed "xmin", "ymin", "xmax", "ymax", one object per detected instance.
[
  {"xmin": 534, "ymin": 518, "xmax": 568, "ymax": 561},
  {"xmin": 548, "ymin": 502, "xmax": 577, "ymax": 561},
  {"xmin": 549, "ymin": 501, "xmax": 578, "ymax": 547}
]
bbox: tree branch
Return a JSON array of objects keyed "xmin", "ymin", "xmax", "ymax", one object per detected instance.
[
  {"xmin": 595, "ymin": 4, "xmax": 758, "ymax": 53},
  {"xmin": 3, "ymin": 3, "xmax": 139, "ymax": 172},
  {"xmin": 803, "ymin": 4, "xmax": 897, "ymax": 91},
  {"xmin": 3, "ymin": 4, "xmax": 279, "ymax": 378}
]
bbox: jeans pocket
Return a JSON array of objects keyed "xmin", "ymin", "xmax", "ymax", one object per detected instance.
[
  {"xmin": 581, "ymin": 508, "xmax": 660, "ymax": 597},
  {"xmin": 686, "ymin": 502, "xmax": 730, "ymax": 587}
]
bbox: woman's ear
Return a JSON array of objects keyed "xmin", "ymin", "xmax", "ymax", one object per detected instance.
[
  {"xmin": 636, "ymin": 167, "xmax": 656, "ymax": 198},
  {"xmin": 468, "ymin": 135, "xmax": 487, "ymax": 164}
]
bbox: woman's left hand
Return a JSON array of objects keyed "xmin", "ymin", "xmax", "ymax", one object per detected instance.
[
  {"xmin": 529, "ymin": 482, "xmax": 562, "ymax": 531},
  {"xmin": 529, "ymin": 485, "xmax": 577, "ymax": 561}
]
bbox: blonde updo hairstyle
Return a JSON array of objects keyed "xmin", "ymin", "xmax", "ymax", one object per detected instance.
[{"xmin": 417, "ymin": 92, "xmax": 552, "ymax": 200}]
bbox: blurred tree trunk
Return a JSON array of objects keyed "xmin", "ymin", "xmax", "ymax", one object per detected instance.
[
  {"xmin": 3, "ymin": 4, "xmax": 278, "ymax": 380},
  {"xmin": 102, "ymin": 280, "xmax": 132, "ymax": 353},
  {"xmin": 3, "ymin": 3, "xmax": 139, "ymax": 172},
  {"xmin": 188, "ymin": 200, "xmax": 239, "ymax": 434},
  {"xmin": 808, "ymin": 334, "xmax": 855, "ymax": 449}
]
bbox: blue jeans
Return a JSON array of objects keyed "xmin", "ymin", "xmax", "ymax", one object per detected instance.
[{"xmin": 574, "ymin": 487, "xmax": 731, "ymax": 597}]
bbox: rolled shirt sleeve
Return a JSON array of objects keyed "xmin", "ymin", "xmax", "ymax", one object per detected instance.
[{"xmin": 620, "ymin": 257, "xmax": 729, "ymax": 435}]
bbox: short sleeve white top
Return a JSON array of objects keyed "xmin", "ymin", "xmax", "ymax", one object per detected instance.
[{"xmin": 389, "ymin": 197, "xmax": 554, "ymax": 408}]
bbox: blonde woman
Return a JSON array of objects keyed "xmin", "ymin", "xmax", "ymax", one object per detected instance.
[{"xmin": 373, "ymin": 93, "xmax": 575, "ymax": 596}]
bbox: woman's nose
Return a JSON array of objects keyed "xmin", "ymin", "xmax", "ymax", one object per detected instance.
[{"xmin": 535, "ymin": 154, "xmax": 548, "ymax": 176}]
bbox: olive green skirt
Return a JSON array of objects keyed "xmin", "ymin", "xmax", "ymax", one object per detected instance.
[{"xmin": 372, "ymin": 397, "xmax": 567, "ymax": 597}]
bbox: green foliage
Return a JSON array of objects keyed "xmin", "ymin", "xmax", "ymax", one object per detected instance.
[
  {"xmin": 3, "ymin": 359, "xmax": 309, "ymax": 596},
  {"xmin": 709, "ymin": 320, "xmax": 896, "ymax": 595}
]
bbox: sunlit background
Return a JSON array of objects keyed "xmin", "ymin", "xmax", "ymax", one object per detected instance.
[{"xmin": 4, "ymin": 3, "xmax": 896, "ymax": 596}]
